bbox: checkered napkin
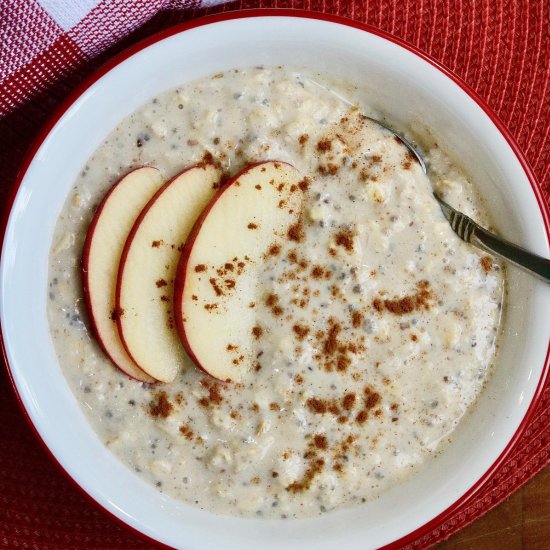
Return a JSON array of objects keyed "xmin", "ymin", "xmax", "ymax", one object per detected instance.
[{"xmin": 0, "ymin": 0, "xmax": 226, "ymax": 115}]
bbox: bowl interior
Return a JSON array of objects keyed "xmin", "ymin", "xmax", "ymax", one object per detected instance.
[{"xmin": 1, "ymin": 14, "xmax": 549, "ymax": 550}]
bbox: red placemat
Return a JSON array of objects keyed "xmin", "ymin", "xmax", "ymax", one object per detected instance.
[{"xmin": 1, "ymin": 1, "xmax": 548, "ymax": 548}]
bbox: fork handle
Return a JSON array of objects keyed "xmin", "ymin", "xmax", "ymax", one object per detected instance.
[{"xmin": 471, "ymin": 226, "xmax": 550, "ymax": 283}]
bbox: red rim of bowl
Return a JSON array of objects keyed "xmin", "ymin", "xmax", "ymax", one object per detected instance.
[{"xmin": 1, "ymin": 8, "xmax": 548, "ymax": 549}]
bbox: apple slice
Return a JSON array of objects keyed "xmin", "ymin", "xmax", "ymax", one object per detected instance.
[
  {"xmin": 116, "ymin": 163, "xmax": 221, "ymax": 383},
  {"xmin": 82, "ymin": 166, "xmax": 164, "ymax": 382},
  {"xmin": 174, "ymin": 161, "xmax": 306, "ymax": 382}
]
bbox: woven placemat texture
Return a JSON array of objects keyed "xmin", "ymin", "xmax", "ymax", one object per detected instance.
[{"xmin": 1, "ymin": 1, "xmax": 548, "ymax": 548}]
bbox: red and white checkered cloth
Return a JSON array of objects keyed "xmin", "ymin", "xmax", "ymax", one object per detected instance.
[
  {"xmin": 0, "ymin": 0, "xmax": 228, "ymax": 116},
  {"xmin": 0, "ymin": 1, "xmax": 549, "ymax": 548}
]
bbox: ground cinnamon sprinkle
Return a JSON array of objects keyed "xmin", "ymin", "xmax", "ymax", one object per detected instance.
[
  {"xmin": 267, "ymin": 244, "xmax": 281, "ymax": 256},
  {"xmin": 151, "ymin": 240, "xmax": 163, "ymax": 248},
  {"xmin": 231, "ymin": 354, "xmax": 244, "ymax": 366},
  {"xmin": 334, "ymin": 354, "xmax": 349, "ymax": 372},
  {"xmin": 323, "ymin": 319, "xmax": 341, "ymax": 355},
  {"xmin": 286, "ymin": 458, "xmax": 325, "ymax": 493},
  {"xmin": 306, "ymin": 397, "xmax": 342, "ymax": 416},
  {"xmin": 355, "ymin": 410, "xmax": 368, "ymax": 424},
  {"xmin": 364, "ymin": 386, "xmax": 381, "ymax": 409},
  {"xmin": 272, "ymin": 305, "xmax": 283, "ymax": 316},
  {"xmin": 247, "ymin": 222, "xmax": 258, "ymax": 229},
  {"xmin": 109, "ymin": 307, "xmax": 124, "ymax": 321},
  {"xmin": 292, "ymin": 324, "xmax": 310, "ymax": 340},
  {"xmin": 311, "ymin": 265, "xmax": 324, "ymax": 279},
  {"xmin": 401, "ymin": 151, "xmax": 415, "ymax": 170},
  {"xmin": 179, "ymin": 424, "xmax": 194, "ymax": 440},
  {"xmin": 252, "ymin": 325, "xmax": 263, "ymax": 339},
  {"xmin": 342, "ymin": 392, "xmax": 356, "ymax": 411},
  {"xmin": 194, "ymin": 264, "xmax": 206, "ymax": 273},
  {"xmin": 385, "ymin": 296, "xmax": 415, "ymax": 314},
  {"xmin": 287, "ymin": 219, "xmax": 304, "ymax": 242},
  {"xmin": 306, "ymin": 397, "xmax": 327, "ymax": 414},
  {"xmin": 149, "ymin": 391, "xmax": 173, "ymax": 418},
  {"xmin": 313, "ymin": 434, "xmax": 328, "ymax": 450},
  {"xmin": 480, "ymin": 256, "xmax": 492, "ymax": 273},
  {"xmin": 298, "ymin": 134, "xmax": 309, "ymax": 144},
  {"xmin": 298, "ymin": 177, "xmax": 310, "ymax": 191},
  {"xmin": 155, "ymin": 279, "xmax": 167, "ymax": 288},
  {"xmin": 210, "ymin": 384, "xmax": 223, "ymax": 405},
  {"xmin": 351, "ymin": 310, "xmax": 363, "ymax": 328},
  {"xmin": 197, "ymin": 150, "xmax": 222, "ymax": 170},
  {"xmin": 198, "ymin": 383, "xmax": 223, "ymax": 407},
  {"xmin": 317, "ymin": 138, "xmax": 332, "ymax": 152},
  {"xmin": 224, "ymin": 279, "xmax": 235, "ymax": 289},
  {"xmin": 334, "ymin": 229, "xmax": 354, "ymax": 252},
  {"xmin": 373, "ymin": 280, "xmax": 433, "ymax": 315},
  {"xmin": 209, "ymin": 277, "xmax": 224, "ymax": 296},
  {"xmin": 198, "ymin": 397, "xmax": 209, "ymax": 407},
  {"xmin": 318, "ymin": 163, "xmax": 338, "ymax": 175}
]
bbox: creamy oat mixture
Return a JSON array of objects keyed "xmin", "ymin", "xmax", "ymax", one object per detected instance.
[{"xmin": 48, "ymin": 66, "xmax": 504, "ymax": 518}]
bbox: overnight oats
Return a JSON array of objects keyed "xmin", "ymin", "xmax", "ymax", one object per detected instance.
[{"xmin": 48, "ymin": 66, "xmax": 505, "ymax": 519}]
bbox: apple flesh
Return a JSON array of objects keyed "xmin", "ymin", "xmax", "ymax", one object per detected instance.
[
  {"xmin": 82, "ymin": 166, "xmax": 164, "ymax": 382},
  {"xmin": 174, "ymin": 161, "xmax": 305, "ymax": 382},
  {"xmin": 116, "ymin": 164, "xmax": 221, "ymax": 383}
]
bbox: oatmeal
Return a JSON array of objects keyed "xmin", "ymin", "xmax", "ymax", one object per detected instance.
[{"xmin": 48, "ymin": 66, "xmax": 504, "ymax": 518}]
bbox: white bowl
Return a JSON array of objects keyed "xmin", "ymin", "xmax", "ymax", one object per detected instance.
[{"xmin": 1, "ymin": 10, "xmax": 549, "ymax": 549}]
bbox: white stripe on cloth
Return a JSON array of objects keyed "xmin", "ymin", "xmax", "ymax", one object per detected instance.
[{"xmin": 37, "ymin": 0, "xmax": 103, "ymax": 31}]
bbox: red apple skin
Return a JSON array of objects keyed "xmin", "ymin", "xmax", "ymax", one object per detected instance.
[
  {"xmin": 115, "ymin": 163, "xmax": 220, "ymax": 380},
  {"xmin": 82, "ymin": 171, "xmax": 156, "ymax": 383},
  {"xmin": 173, "ymin": 161, "xmax": 295, "ymax": 382}
]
